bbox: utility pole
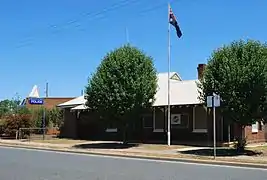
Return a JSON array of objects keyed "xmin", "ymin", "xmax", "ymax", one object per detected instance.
[
  {"xmin": 81, "ymin": 89, "xmax": 84, "ymax": 96},
  {"xmin": 42, "ymin": 82, "xmax": 48, "ymax": 140},
  {"xmin": 45, "ymin": 82, "xmax": 49, "ymax": 97}
]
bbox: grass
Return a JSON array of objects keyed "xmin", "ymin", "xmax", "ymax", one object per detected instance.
[
  {"xmin": 83, "ymin": 149, "xmax": 267, "ymax": 165},
  {"xmin": 32, "ymin": 139, "xmax": 190, "ymax": 150},
  {"xmin": 137, "ymin": 144, "xmax": 189, "ymax": 150},
  {"xmin": 247, "ymin": 145, "xmax": 267, "ymax": 154},
  {"xmin": 32, "ymin": 138, "xmax": 88, "ymax": 144}
]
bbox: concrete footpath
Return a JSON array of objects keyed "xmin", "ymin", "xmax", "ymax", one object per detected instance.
[{"xmin": 0, "ymin": 139, "xmax": 267, "ymax": 169}]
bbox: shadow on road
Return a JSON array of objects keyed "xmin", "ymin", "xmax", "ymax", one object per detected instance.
[
  {"xmin": 73, "ymin": 142, "xmax": 139, "ymax": 149},
  {"xmin": 179, "ymin": 148, "xmax": 263, "ymax": 157}
]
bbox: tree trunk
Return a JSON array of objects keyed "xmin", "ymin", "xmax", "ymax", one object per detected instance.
[
  {"xmin": 235, "ymin": 124, "xmax": 246, "ymax": 153},
  {"xmin": 122, "ymin": 122, "xmax": 128, "ymax": 144}
]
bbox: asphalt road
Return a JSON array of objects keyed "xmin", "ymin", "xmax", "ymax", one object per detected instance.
[{"xmin": 0, "ymin": 147, "xmax": 266, "ymax": 180}]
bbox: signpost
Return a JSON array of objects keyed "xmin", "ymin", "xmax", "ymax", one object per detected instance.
[{"xmin": 207, "ymin": 93, "xmax": 220, "ymax": 159}]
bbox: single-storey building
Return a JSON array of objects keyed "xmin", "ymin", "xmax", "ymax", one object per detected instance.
[
  {"xmin": 57, "ymin": 64, "xmax": 267, "ymax": 144},
  {"xmin": 20, "ymin": 85, "xmax": 75, "ymax": 110}
]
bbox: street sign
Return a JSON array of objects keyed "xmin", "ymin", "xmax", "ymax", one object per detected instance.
[
  {"xmin": 28, "ymin": 98, "xmax": 44, "ymax": 105},
  {"xmin": 213, "ymin": 93, "xmax": 220, "ymax": 107},
  {"xmin": 207, "ymin": 96, "xmax": 213, "ymax": 107}
]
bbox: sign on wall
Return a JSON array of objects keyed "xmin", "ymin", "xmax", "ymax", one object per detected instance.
[
  {"xmin": 28, "ymin": 98, "xmax": 44, "ymax": 105},
  {"xmin": 171, "ymin": 114, "xmax": 181, "ymax": 125}
]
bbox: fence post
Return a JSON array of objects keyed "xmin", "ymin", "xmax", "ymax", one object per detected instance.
[
  {"xmin": 15, "ymin": 130, "xmax": 18, "ymax": 140},
  {"xmin": 18, "ymin": 128, "xmax": 21, "ymax": 140}
]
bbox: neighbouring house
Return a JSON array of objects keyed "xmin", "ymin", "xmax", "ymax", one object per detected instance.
[
  {"xmin": 57, "ymin": 64, "xmax": 267, "ymax": 144},
  {"xmin": 19, "ymin": 85, "xmax": 75, "ymax": 135},
  {"xmin": 20, "ymin": 85, "xmax": 75, "ymax": 110}
]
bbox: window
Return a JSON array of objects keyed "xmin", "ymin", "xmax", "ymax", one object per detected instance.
[
  {"xmin": 153, "ymin": 108, "xmax": 164, "ymax": 132},
  {"xmin": 170, "ymin": 73, "xmax": 181, "ymax": 81},
  {"xmin": 259, "ymin": 121, "xmax": 263, "ymax": 131},
  {"xmin": 106, "ymin": 122, "xmax": 117, "ymax": 132},
  {"xmin": 143, "ymin": 115, "xmax": 153, "ymax": 128},
  {"xmin": 193, "ymin": 106, "xmax": 208, "ymax": 133},
  {"xmin": 171, "ymin": 113, "xmax": 189, "ymax": 129},
  {"xmin": 252, "ymin": 122, "xmax": 258, "ymax": 133}
]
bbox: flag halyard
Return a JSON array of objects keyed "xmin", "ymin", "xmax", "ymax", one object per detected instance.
[{"xmin": 169, "ymin": 7, "xmax": 182, "ymax": 38}]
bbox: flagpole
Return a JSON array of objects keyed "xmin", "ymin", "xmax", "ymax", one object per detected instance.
[{"xmin": 167, "ymin": 3, "xmax": 171, "ymax": 146}]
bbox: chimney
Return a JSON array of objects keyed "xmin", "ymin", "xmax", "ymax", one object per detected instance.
[{"xmin": 197, "ymin": 64, "xmax": 206, "ymax": 79}]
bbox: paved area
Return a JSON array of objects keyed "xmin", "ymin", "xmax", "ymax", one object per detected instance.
[{"xmin": 0, "ymin": 146, "xmax": 267, "ymax": 180}]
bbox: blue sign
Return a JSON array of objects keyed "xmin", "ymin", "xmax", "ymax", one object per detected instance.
[{"xmin": 29, "ymin": 98, "xmax": 44, "ymax": 105}]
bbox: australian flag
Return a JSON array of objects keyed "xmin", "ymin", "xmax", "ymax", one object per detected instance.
[{"xmin": 169, "ymin": 7, "xmax": 182, "ymax": 38}]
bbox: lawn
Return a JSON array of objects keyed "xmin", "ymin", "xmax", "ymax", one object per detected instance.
[
  {"xmin": 247, "ymin": 145, "xmax": 267, "ymax": 154},
  {"xmin": 32, "ymin": 139, "xmax": 190, "ymax": 150},
  {"xmin": 137, "ymin": 144, "xmax": 189, "ymax": 150},
  {"xmin": 32, "ymin": 138, "xmax": 88, "ymax": 144}
]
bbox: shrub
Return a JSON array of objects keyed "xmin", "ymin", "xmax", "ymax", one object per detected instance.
[
  {"xmin": 3, "ymin": 114, "xmax": 34, "ymax": 137},
  {"xmin": 0, "ymin": 119, "xmax": 5, "ymax": 135},
  {"xmin": 47, "ymin": 108, "xmax": 63, "ymax": 128},
  {"xmin": 30, "ymin": 108, "xmax": 63, "ymax": 128}
]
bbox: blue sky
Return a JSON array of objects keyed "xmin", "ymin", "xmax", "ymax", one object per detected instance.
[{"xmin": 0, "ymin": 0, "xmax": 266, "ymax": 100}]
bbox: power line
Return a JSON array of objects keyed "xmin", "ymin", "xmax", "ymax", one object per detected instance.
[
  {"xmin": 15, "ymin": 0, "xmax": 179, "ymax": 49},
  {"xmin": 16, "ymin": 0, "xmax": 140, "ymax": 48},
  {"xmin": 49, "ymin": 0, "xmax": 140, "ymax": 31}
]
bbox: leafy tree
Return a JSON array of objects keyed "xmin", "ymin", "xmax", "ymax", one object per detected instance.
[
  {"xmin": 85, "ymin": 44, "xmax": 157, "ymax": 143},
  {"xmin": 0, "ymin": 99, "xmax": 19, "ymax": 117},
  {"xmin": 47, "ymin": 108, "xmax": 63, "ymax": 128},
  {"xmin": 198, "ymin": 40, "xmax": 267, "ymax": 136},
  {"xmin": 0, "ymin": 94, "xmax": 22, "ymax": 117}
]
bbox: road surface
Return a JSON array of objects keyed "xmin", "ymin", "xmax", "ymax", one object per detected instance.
[{"xmin": 0, "ymin": 146, "xmax": 266, "ymax": 180}]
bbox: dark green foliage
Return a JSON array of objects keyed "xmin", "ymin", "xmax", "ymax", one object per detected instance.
[
  {"xmin": 198, "ymin": 39, "xmax": 267, "ymax": 126},
  {"xmin": 47, "ymin": 108, "xmax": 64, "ymax": 128},
  {"xmin": 30, "ymin": 108, "xmax": 63, "ymax": 128},
  {"xmin": 85, "ymin": 44, "xmax": 157, "ymax": 142},
  {"xmin": 30, "ymin": 108, "xmax": 45, "ymax": 128}
]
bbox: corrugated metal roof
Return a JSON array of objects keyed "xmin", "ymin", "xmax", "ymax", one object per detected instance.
[
  {"xmin": 153, "ymin": 79, "xmax": 201, "ymax": 106},
  {"xmin": 71, "ymin": 104, "xmax": 88, "ymax": 110},
  {"xmin": 57, "ymin": 72, "xmax": 202, "ymax": 108},
  {"xmin": 57, "ymin": 95, "xmax": 86, "ymax": 107}
]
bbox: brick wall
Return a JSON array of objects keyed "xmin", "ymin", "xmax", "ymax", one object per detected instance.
[
  {"xmin": 245, "ymin": 124, "xmax": 267, "ymax": 143},
  {"xmin": 26, "ymin": 97, "xmax": 74, "ymax": 110}
]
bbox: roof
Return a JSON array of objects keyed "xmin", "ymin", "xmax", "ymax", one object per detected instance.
[
  {"xmin": 28, "ymin": 85, "xmax": 40, "ymax": 98},
  {"xmin": 57, "ymin": 96, "xmax": 86, "ymax": 108},
  {"xmin": 157, "ymin": 72, "xmax": 182, "ymax": 81},
  {"xmin": 153, "ymin": 79, "xmax": 201, "ymax": 106},
  {"xmin": 71, "ymin": 104, "xmax": 88, "ymax": 110},
  {"xmin": 57, "ymin": 72, "xmax": 202, "ymax": 109}
]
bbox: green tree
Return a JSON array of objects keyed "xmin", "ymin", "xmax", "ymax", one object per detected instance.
[
  {"xmin": 85, "ymin": 44, "xmax": 157, "ymax": 143},
  {"xmin": 0, "ymin": 94, "xmax": 22, "ymax": 117},
  {"xmin": 198, "ymin": 40, "xmax": 267, "ymax": 136},
  {"xmin": 0, "ymin": 99, "xmax": 20, "ymax": 117},
  {"xmin": 47, "ymin": 108, "xmax": 63, "ymax": 128}
]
